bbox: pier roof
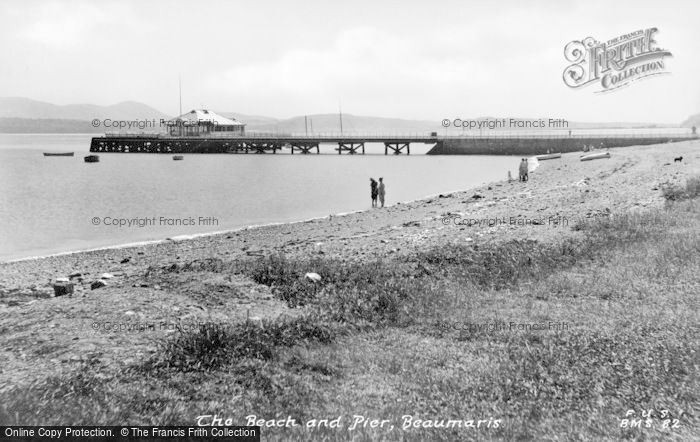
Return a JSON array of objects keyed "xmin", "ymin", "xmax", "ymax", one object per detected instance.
[{"xmin": 168, "ymin": 109, "xmax": 245, "ymax": 126}]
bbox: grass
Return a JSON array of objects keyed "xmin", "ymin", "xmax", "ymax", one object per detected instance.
[
  {"xmin": 2, "ymin": 184, "xmax": 699, "ymax": 440},
  {"xmin": 148, "ymin": 316, "xmax": 339, "ymax": 372},
  {"xmin": 662, "ymin": 176, "xmax": 700, "ymax": 202}
]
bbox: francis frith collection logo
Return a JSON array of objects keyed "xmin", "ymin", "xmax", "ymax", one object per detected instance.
[{"xmin": 563, "ymin": 27, "xmax": 672, "ymax": 93}]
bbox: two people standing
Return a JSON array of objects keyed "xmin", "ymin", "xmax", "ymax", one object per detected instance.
[
  {"xmin": 519, "ymin": 158, "xmax": 529, "ymax": 182},
  {"xmin": 370, "ymin": 177, "xmax": 385, "ymax": 207}
]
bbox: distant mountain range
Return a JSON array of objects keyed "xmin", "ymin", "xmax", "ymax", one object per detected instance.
[
  {"xmin": 0, "ymin": 97, "xmax": 171, "ymax": 134},
  {"xmin": 0, "ymin": 97, "xmax": 170, "ymax": 121},
  {"xmin": 219, "ymin": 112, "xmax": 438, "ymax": 134},
  {"xmin": 0, "ymin": 97, "xmax": 695, "ymax": 134}
]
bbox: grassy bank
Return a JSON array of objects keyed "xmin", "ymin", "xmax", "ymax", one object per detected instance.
[{"xmin": 2, "ymin": 179, "xmax": 699, "ymax": 441}]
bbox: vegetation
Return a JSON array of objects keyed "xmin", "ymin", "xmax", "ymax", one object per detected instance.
[
  {"xmin": 662, "ymin": 176, "xmax": 700, "ymax": 202},
  {"xmin": 2, "ymin": 182, "xmax": 699, "ymax": 440}
]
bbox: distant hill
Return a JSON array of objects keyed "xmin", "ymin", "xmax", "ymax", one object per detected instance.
[
  {"xmin": 0, "ymin": 118, "xmax": 105, "ymax": 133},
  {"xmin": 218, "ymin": 112, "xmax": 279, "ymax": 127},
  {"xmin": 232, "ymin": 113, "xmax": 438, "ymax": 135},
  {"xmin": 0, "ymin": 97, "xmax": 170, "ymax": 121},
  {"xmin": 0, "ymin": 97, "xmax": 688, "ymax": 134},
  {"xmin": 681, "ymin": 113, "xmax": 700, "ymax": 128},
  {"xmin": 446, "ymin": 116, "xmax": 675, "ymax": 131},
  {"xmin": 233, "ymin": 113, "xmax": 675, "ymax": 135}
]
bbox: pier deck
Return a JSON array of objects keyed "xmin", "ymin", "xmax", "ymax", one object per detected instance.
[
  {"xmin": 89, "ymin": 134, "xmax": 437, "ymax": 155},
  {"xmin": 89, "ymin": 132, "xmax": 697, "ymax": 155}
]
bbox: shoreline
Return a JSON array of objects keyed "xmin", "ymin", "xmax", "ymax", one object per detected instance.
[
  {"xmin": 0, "ymin": 183, "xmax": 491, "ymax": 265},
  {"xmin": 1, "ymin": 139, "xmax": 698, "ymax": 402},
  {"xmin": 1, "ymin": 140, "xmax": 697, "ymax": 292}
]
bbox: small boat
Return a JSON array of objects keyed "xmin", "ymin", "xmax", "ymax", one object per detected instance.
[
  {"xmin": 173, "ymin": 155, "xmax": 184, "ymax": 160},
  {"xmin": 43, "ymin": 152, "xmax": 74, "ymax": 157},
  {"xmin": 84, "ymin": 155, "xmax": 100, "ymax": 163},
  {"xmin": 580, "ymin": 152, "xmax": 610, "ymax": 162},
  {"xmin": 536, "ymin": 153, "xmax": 561, "ymax": 160}
]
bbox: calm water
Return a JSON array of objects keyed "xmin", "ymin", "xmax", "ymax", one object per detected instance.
[{"xmin": 0, "ymin": 134, "xmax": 521, "ymax": 261}]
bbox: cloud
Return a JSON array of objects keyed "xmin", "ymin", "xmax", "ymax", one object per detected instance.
[
  {"xmin": 17, "ymin": 1, "xmax": 133, "ymax": 49},
  {"xmin": 204, "ymin": 27, "xmax": 494, "ymax": 116},
  {"xmin": 0, "ymin": 0, "xmax": 697, "ymax": 123}
]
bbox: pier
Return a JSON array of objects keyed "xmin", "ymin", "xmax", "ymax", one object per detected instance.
[
  {"xmin": 89, "ymin": 134, "xmax": 439, "ymax": 155},
  {"xmin": 428, "ymin": 132, "xmax": 697, "ymax": 155},
  {"xmin": 89, "ymin": 132, "xmax": 697, "ymax": 155}
]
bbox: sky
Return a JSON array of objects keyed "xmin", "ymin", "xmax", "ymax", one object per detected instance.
[{"xmin": 0, "ymin": 0, "xmax": 698, "ymax": 123}]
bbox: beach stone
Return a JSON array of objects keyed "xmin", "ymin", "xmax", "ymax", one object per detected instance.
[
  {"xmin": 100, "ymin": 273, "xmax": 114, "ymax": 279},
  {"xmin": 90, "ymin": 280, "xmax": 106, "ymax": 290},
  {"xmin": 305, "ymin": 272, "xmax": 322, "ymax": 283},
  {"xmin": 53, "ymin": 281, "xmax": 74, "ymax": 297},
  {"xmin": 33, "ymin": 289, "xmax": 54, "ymax": 299},
  {"xmin": 120, "ymin": 257, "xmax": 131, "ymax": 264},
  {"xmin": 68, "ymin": 272, "xmax": 82, "ymax": 278}
]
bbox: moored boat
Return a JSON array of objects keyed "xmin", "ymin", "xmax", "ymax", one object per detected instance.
[
  {"xmin": 43, "ymin": 152, "xmax": 74, "ymax": 157},
  {"xmin": 536, "ymin": 153, "xmax": 561, "ymax": 160},
  {"xmin": 84, "ymin": 155, "xmax": 100, "ymax": 163},
  {"xmin": 580, "ymin": 152, "xmax": 610, "ymax": 161}
]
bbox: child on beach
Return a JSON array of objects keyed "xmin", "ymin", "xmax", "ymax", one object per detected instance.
[
  {"xmin": 370, "ymin": 178, "xmax": 378, "ymax": 207},
  {"xmin": 378, "ymin": 178, "xmax": 386, "ymax": 207}
]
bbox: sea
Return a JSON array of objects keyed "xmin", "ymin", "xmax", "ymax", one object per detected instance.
[{"xmin": 0, "ymin": 134, "xmax": 526, "ymax": 262}]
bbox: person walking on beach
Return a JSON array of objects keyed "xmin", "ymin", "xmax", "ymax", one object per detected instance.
[
  {"xmin": 378, "ymin": 177, "xmax": 386, "ymax": 207},
  {"xmin": 370, "ymin": 178, "xmax": 378, "ymax": 208},
  {"xmin": 519, "ymin": 158, "xmax": 529, "ymax": 182}
]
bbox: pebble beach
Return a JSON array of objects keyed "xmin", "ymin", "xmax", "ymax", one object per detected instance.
[{"xmin": 1, "ymin": 140, "xmax": 698, "ymax": 391}]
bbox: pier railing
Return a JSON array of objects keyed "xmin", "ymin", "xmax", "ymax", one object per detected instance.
[
  {"xmin": 103, "ymin": 129, "xmax": 695, "ymax": 140},
  {"xmin": 437, "ymin": 130, "xmax": 695, "ymax": 139}
]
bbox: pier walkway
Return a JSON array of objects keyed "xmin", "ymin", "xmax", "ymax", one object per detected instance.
[
  {"xmin": 89, "ymin": 131, "xmax": 697, "ymax": 155},
  {"xmin": 90, "ymin": 134, "xmax": 438, "ymax": 155}
]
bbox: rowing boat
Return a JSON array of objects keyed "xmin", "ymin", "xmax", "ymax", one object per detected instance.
[
  {"xmin": 536, "ymin": 153, "xmax": 561, "ymax": 160},
  {"xmin": 580, "ymin": 152, "xmax": 610, "ymax": 161}
]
